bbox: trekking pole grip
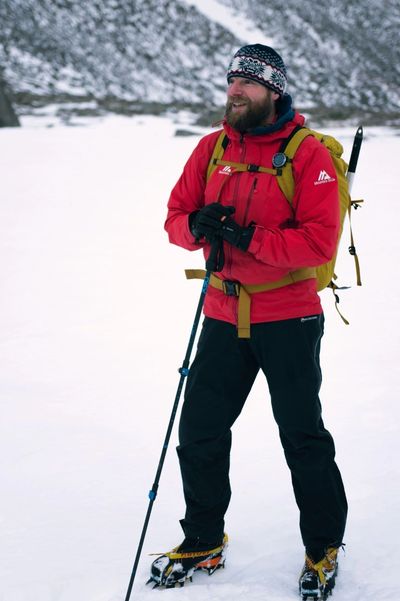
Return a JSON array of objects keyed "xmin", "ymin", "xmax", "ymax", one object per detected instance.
[{"xmin": 206, "ymin": 235, "xmax": 224, "ymax": 272}]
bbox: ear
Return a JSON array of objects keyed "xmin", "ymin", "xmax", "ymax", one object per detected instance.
[{"xmin": 272, "ymin": 92, "xmax": 280, "ymax": 102}]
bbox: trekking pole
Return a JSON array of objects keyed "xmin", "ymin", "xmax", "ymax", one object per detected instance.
[
  {"xmin": 123, "ymin": 236, "xmax": 223, "ymax": 601},
  {"xmin": 346, "ymin": 125, "xmax": 363, "ymax": 192}
]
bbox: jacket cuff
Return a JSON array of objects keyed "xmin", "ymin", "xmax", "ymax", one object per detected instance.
[
  {"xmin": 184, "ymin": 214, "xmax": 205, "ymax": 248},
  {"xmin": 247, "ymin": 225, "xmax": 264, "ymax": 255}
]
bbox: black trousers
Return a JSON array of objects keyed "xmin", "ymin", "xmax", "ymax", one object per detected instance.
[{"xmin": 177, "ymin": 315, "xmax": 347, "ymax": 561}]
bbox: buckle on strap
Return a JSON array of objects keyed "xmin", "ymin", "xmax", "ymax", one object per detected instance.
[{"xmin": 222, "ymin": 280, "xmax": 240, "ymax": 296}]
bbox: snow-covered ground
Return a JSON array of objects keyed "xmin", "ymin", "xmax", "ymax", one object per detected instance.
[{"xmin": 0, "ymin": 115, "xmax": 399, "ymax": 601}]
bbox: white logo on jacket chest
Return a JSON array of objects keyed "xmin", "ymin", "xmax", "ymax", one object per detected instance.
[
  {"xmin": 218, "ymin": 165, "xmax": 233, "ymax": 175},
  {"xmin": 314, "ymin": 170, "xmax": 336, "ymax": 185}
]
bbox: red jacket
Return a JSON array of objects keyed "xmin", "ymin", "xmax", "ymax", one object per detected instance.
[{"xmin": 165, "ymin": 113, "xmax": 340, "ymax": 324}]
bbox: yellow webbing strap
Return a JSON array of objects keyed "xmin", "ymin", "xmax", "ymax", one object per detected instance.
[
  {"xmin": 277, "ymin": 127, "xmax": 313, "ymax": 204},
  {"xmin": 207, "ymin": 131, "xmax": 228, "ymax": 181},
  {"xmin": 206, "ymin": 131, "xmax": 279, "ymax": 181},
  {"xmin": 348, "ymin": 201, "xmax": 363, "ymax": 286},
  {"xmin": 207, "ymin": 126, "xmax": 345, "ymax": 205},
  {"xmin": 213, "ymin": 159, "xmax": 277, "ymax": 176},
  {"xmin": 330, "ymin": 287, "xmax": 350, "ymax": 326},
  {"xmin": 206, "ymin": 128, "xmax": 313, "ymax": 207},
  {"xmin": 185, "ymin": 267, "xmax": 316, "ymax": 338}
]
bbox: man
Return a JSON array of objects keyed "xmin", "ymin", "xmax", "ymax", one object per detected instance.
[{"xmin": 149, "ymin": 44, "xmax": 347, "ymax": 599}]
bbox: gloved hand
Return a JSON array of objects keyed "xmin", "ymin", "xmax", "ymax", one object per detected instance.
[
  {"xmin": 189, "ymin": 202, "xmax": 235, "ymax": 240},
  {"xmin": 220, "ymin": 217, "xmax": 255, "ymax": 251}
]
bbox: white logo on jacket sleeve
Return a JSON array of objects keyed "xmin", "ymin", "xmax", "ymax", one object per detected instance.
[{"xmin": 314, "ymin": 169, "xmax": 336, "ymax": 185}]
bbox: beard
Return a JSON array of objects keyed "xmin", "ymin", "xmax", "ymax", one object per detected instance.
[{"xmin": 225, "ymin": 93, "xmax": 276, "ymax": 132}]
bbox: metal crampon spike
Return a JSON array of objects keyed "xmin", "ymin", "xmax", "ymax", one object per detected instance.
[
  {"xmin": 208, "ymin": 560, "xmax": 225, "ymax": 575},
  {"xmin": 166, "ymin": 579, "xmax": 185, "ymax": 589}
]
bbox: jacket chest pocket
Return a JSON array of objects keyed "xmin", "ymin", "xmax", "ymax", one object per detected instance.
[
  {"xmin": 239, "ymin": 172, "xmax": 293, "ymax": 227},
  {"xmin": 204, "ymin": 170, "xmax": 293, "ymax": 227}
]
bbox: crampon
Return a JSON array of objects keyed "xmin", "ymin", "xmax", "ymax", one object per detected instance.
[
  {"xmin": 299, "ymin": 547, "xmax": 339, "ymax": 600},
  {"xmin": 147, "ymin": 533, "xmax": 228, "ymax": 588}
]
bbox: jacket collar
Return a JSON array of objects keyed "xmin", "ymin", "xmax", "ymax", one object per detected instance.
[{"xmin": 248, "ymin": 94, "xmax": 295, "ymax": 135}]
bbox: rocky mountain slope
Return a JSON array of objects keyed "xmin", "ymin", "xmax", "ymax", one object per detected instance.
[
  {"xmin": 217, "ymin": 0, "xmax": 399, "ymax": 122},
  {"xmin": 0, "ymin": 0, "xmax": 238, "ymax": 122},
  {"xmin": 0, "ymin": 0, "xmax": 398, "ymax": 125}
]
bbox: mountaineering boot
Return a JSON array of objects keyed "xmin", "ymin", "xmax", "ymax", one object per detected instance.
[
  {"xmin": 147, "ymin": 533, "xmax": 228, "ymax": 588},
  {"xmin": 299, "ymin": 547, "xmax": 339, "ymax": 600}
]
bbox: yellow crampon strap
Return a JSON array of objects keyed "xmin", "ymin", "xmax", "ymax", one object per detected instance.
[
  {"xmin": 306, "ymin": 547, "xmax": 338, "ymax": 586},
  {"xmin": 149, "ymin": 533, "xmax": 229, "ymax": 559},
  {"xmin": 185, "ymin": 268, "xmax": 316, "ymax": 338}
]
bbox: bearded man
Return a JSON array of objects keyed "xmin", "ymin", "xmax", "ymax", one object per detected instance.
[{"xmin": 148, "ymin": 44, "xmax": 347, "ymax": 601}]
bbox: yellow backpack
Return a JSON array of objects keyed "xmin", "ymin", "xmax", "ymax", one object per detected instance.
[{"xmin": 206, "ymin": 125, "xmax": 363, "ymax": 323}]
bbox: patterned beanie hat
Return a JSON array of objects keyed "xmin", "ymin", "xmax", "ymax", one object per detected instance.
[{"xmin": 227, "ymin": 44, "xmax": 287, "ymax": 95}]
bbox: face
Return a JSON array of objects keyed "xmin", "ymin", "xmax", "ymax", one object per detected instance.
[{"xmin": 225, "ymin": 77, "xmax": 280, "ymax": 131}]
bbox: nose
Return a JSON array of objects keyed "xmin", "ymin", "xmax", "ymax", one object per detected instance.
[{"xmin": 228, "ymin": 78, "xmax": 244, "ymax": 96}]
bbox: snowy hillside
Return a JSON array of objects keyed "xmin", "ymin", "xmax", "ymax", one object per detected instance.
[
  {"xmin": 216, "ymin": 0, "xmax": 400, "ymax": 116},
  {"xmin": 0, "ymin": 114, "xmax": 400, "ymax": 601},
  {"xmin": 0, "ymin": 0, "xmax": 399, "ymax": 124},
  {"xmin": 0, "ymin": 0, "xmax": 238, "ymax": 119}
]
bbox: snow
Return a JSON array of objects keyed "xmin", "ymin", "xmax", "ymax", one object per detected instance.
[
  {"xmin": 183, "ymin": 0, "xmax": 274, "ymax": 47},
  {"xmin": 0, "ymin": 114, "xmax": 399, "ymax": 601}
]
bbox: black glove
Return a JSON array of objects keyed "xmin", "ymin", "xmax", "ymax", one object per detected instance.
[
  {"xmin": 220, "ymin": 217, "xmax": 255, "ymax": 251},
  {"xmin": 189, "ymin": 202, "xmax": 235, "ymax": 241}
]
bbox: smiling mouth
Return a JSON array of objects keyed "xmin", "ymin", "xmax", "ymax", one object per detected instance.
[{"xmin": 231, "ymin": 102, "xmax": 247, "ymax": 110}]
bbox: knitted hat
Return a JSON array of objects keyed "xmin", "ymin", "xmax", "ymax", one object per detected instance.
[{"xmin": 227, "ymin": 44, "xmax": 287, "ymax": 95}]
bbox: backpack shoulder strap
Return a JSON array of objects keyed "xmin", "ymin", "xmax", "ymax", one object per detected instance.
[
  {"xmin": 206, "ymin": 131, "xmax": 229, "ymax": 181},
  {"xmin": 277, "ymin": 126, "xmax": 313, "ymax": 205},
  {"xmin": 206, "ymin": 126, "xmax": 314, "ymax": 208}
]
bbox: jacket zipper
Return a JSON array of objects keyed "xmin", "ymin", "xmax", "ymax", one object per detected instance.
[
  {"xmin": 226, "ymin": 135, "xmax": 246, "ymax": 278},
  {"xmin": 232, "ymin": 175, "xmax": 257, "ymax": 328},
  {"xmin": 243, "ymin": 177, "xmax": 258, "ymax": 225}
]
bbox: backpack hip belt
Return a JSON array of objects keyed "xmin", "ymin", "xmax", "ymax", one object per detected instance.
[{"xmin": 185, "ymin": 267, "xmax": 316, "ymax": 338}]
